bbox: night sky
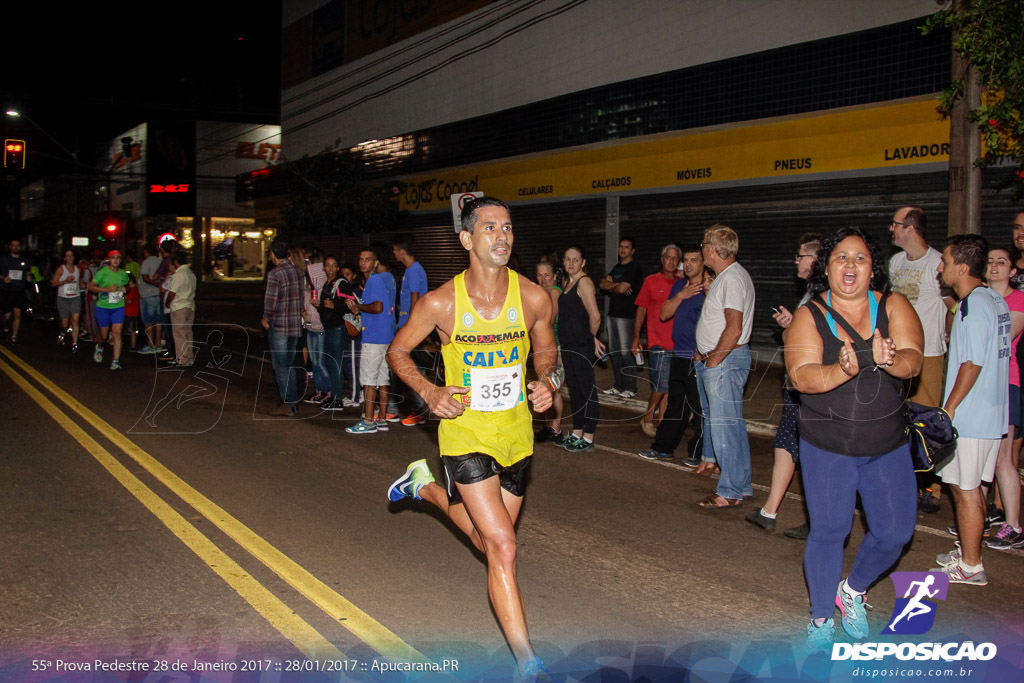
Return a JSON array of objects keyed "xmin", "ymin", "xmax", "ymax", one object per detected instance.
[{"xmin": 2, "ymin": 1, "xmax": 281, "ymax": 181}]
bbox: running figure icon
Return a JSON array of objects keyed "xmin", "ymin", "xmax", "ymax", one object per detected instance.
[
  {"xmin": 882, "ymin": 571, "xmax": 949, "ymax": 636},
  {"xmin": 887, "ymin": 574, "xmax": 939, "ymax": 631}
]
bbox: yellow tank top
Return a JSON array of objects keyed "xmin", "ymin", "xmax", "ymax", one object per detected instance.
[{"xmin": 439, "ymin": 270, "xmax": 533, "ymax": 466}]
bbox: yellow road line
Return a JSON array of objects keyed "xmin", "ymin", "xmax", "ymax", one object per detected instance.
[
  {"xmin": 0, "ymin": 347, "xmax": 427, "ymax": 663},
  {"xmin": 0, "ymin": 358, "xmax": 341, "ymax": 661}
]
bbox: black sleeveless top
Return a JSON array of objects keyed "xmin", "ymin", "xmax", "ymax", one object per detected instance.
[
  {"xmin": 797, "ymin": 292, "xmax": 908, "ymax": 457},
  {"xmin": 558, "ymin": 278, "xmax": 593, "ymax": 349}
]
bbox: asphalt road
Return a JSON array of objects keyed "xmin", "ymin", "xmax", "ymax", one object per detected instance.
[{"xmin": 1, "ymin": 306, "xmax": 1021, "ymax": 682}]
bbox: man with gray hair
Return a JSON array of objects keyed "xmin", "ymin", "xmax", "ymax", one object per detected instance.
[
  {"xmin": 693, "ymin": 224, "xmax": 755, "ymax": 508},
  {"xmin": 631, "ymin": 243, "xmax": 682, "ymax": 437}
]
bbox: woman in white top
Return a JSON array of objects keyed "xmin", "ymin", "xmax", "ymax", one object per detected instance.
[{"xmin": 51, "ymin": 249, "xmax": 82, "ymax": 352}]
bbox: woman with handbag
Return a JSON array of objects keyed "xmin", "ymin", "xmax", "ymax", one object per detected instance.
[{"xmin": 785, "ymin": 227, "xmax": 923, "ymax": 654}]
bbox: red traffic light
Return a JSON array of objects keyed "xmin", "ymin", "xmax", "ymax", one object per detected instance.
[
  {"xmin": 105, "ymin": 223, "xmax": 118, "ymax": 233},
  {"xmin": 4, "ymin": 139, "xmax": 26, "ymax": 168}
]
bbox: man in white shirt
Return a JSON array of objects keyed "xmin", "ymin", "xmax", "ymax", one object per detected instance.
[
  {"xmin": 693, "ymin": 224, "xmax": 755, "ymax": 508},
  {"xmin": 165, "ymin": 251, "xmax": 197, "ymax": 367},
  {"xmin": 889, "ymin": 206, "xmax": 956, "ymax": 513}
]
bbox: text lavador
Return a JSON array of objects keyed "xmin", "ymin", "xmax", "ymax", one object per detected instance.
[
  {"xmin": 884, "ymin": 142, "xmax": 950, "ymax": 161},
  {"xmin": 832, "ymin": 641, "xmax": 997, "ymax": 662}
]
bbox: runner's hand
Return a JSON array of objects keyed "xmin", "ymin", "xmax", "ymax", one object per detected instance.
[
  {"xmin": 427, "ymin": 385, "xmax": 469, "ymax": 419},
  {"xmin": 526, "ymin": 380, "xmax": 553, "ymax": 413}
]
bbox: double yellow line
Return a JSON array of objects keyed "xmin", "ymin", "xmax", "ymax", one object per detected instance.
[{"xmin": 0, "ymin": 347, "xmax": 426, "ymax": 664}]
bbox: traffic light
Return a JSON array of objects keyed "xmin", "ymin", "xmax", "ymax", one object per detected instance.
[
  {"xmin": 98, "ymin": 218, "xmax": 119, "ymax": 242},
  {"xmin": 4, "ymin": 139, "xmax": 25, "ymax": 168}
]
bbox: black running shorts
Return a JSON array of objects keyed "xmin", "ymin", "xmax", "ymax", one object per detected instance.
[{"xmin": 441, "ymin": 452, "xmax": 532, "ymax": 504}]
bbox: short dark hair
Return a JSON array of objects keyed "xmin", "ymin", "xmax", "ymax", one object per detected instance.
[
  {"xmin": 797, "ymin": 232, "xmax": 822, "ymax": 253},
  {"xmin": 808, "ymin": 227, "xmax": 890, "ymax": 295},
  {"xmin": 619, "ymin": 236, "xmax": 636, "ymax": 250},
  {"xmin": 361, "ymin": 244, "xmax": 385, "ymax": 265},
  {"xmin": 946, "ymin": 234, "xmax": 988, "ymax": 280},
  {"xmin": 680, "ymin": 243, "xmax": 703, "ymax": 258},
  {"xmin": 903, "ymin": 207, "xmax": 927, "ymax": 238},
  {"xmin": 171, "ymin": 251, "xmax": 189, "ymax": 267},
  {"xmin": 392, "ymin": 233, "xmax": 415, "ymax": 257},
  {"xmin": 461, "ymin": 196, "xmax": 509, "ymax": 233},
  {"xmin": 270, "ymin": 239, "xmax": 289, "ymax": 259}
]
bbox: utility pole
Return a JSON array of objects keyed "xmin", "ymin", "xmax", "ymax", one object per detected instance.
[{"xmin": 946, "ymin": 0, "xmax": 982, "ymax": 235}]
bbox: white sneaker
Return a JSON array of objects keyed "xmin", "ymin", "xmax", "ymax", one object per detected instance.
[
  {"xmin": 602, "ymin": 387, "xmax": 622, "ymax": 396},
  {"xmin": 619, "ymin": 390, "xmax": 637, "ymax": 398},
  {"xmin": 931, "ymin": 561, "xmax": 988, "ymax": 586}
]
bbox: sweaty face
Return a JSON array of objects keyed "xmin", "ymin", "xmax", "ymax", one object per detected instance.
[{"xmin": 465, "ymin": 205, "xmax": 513, "ymax": 267}]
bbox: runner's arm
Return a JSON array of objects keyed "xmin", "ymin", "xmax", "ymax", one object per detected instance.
[{"xmin": 386, "ymin": 288, "xmax": 467, "ymax": 418}]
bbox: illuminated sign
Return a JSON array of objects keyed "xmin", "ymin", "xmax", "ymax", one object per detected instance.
[
  {"xmin": 236, "ymin": 142, "xmax": 281, "ymax": 162},
  {"xmin": 150, "ymin": 184, "xmax": 190, "ymax": 193},
  {"xmin": 71, "ymin": 237, "xmax": 89, "ymax": 247},
  {"xmin": 395, "ymin": 100, "xmax": 950, "ymax": 212},
  {"xmin": 157, "ymin": 232, "xmax": 177, "ymax": 244}
]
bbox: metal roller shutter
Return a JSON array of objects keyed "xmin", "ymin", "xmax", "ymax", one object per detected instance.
[{"xmin": 619, "ymin": 172, "xmax": 964, "ymax": 350}]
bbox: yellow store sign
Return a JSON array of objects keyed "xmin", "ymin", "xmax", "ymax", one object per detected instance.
[{"xmin": 396, "ymin": 99, "xmax": 949, "ymax": 212}]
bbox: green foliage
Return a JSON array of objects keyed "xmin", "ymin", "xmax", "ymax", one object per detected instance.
[
  {"xmin": 281, "ymin": 141, "xmax": 401, "ymax": 236},
  {"xmin": 923, "ymin": 0, "xmax": 1024, "ymax": 201}
]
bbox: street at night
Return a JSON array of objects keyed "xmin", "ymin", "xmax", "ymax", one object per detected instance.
[{"xmin": 0, "ymin": 295, "xmax": 1021, "ymax": 680}]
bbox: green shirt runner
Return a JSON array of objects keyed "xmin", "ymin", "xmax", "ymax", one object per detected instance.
[{"xmin": 93, "ymin": 267, "xmax": 129, "ymax": 309}]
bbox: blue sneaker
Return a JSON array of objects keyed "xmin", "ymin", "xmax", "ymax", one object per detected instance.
[
  {"xmin": 387, "ymin": 459, "xmax": 434, "ymax": 502},
  {"xmin": 638, "ymin": 448, "xmax": 673, "ymax": 461},
  {"xmin": 805, "ymin": 618, "xmax": 835, "ymax": 655},
  {"xmin": 518, "ymin": 656, "xmax": 553, "ymax": 682},
  {"xmin": 346, "ymin": 419, "xmax": 378, "ymax": 434},
  {"xmin": 835, "ymin": 580, "xmax": 871, "ymax": 640}
]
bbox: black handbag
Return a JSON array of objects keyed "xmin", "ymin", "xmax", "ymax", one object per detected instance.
[{"xmin": 905, "ymin": 401, "xmax": 958, "ymax": 473}]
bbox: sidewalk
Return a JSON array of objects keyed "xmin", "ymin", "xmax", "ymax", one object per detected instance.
[{"xmin": 592, "ymin": 345, "xmax": 786, "ymax": 438}]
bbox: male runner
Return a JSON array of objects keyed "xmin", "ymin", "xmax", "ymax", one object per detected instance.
[{"xmin": 385, "ymin": 196, "xmax": 556, "ymax": 681}]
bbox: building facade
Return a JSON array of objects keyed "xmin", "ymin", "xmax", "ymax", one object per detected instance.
[{"xmin": 279, "ymin": 0, "xmax": 1018, "ymax": 347}]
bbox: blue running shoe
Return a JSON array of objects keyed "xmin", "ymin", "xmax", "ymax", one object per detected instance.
[
  {"xmin": 387, "ymin": 459, "xmax": 434, "ymax": 502},
  {"xmin": 518, "ymin": 656, "xmax": 553, "ymax": 683},
  {"xmin": 805, "ymin": 618, "xmax": 835, "ymax": 655},
  {"xmin": 346, "ymin": 419, "xmax": 378, "ymax": 434},
  {"xmin": 835, "ymin": 580, "xmax": 871, "ymax": 640}
]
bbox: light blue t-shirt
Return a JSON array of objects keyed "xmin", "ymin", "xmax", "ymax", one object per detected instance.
[
  {"xmin": 943, "ymin": 286, "xmax": 1010, "ymax": 438},
  {"xmin": 361, "ymin": 271, "xmax": 396, "ymax": 344},
  {"xmin": 398, "ymin": 261, "xmax": 427, "ymax": 329}
]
